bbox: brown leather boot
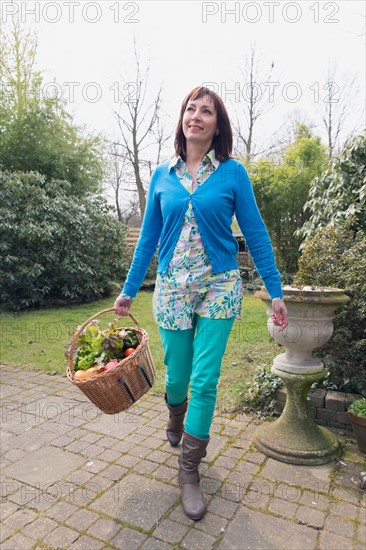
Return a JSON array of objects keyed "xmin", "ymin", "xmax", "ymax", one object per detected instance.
[
  {"xmin": 165, "ymin": 394, "xmax": 188, "ymax": 447},
  {"xmin": 178, "ymin": 431, "xmax": 209, "ymax": 521}
]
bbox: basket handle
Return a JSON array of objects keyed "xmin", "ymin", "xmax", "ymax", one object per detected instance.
[{"xmin": 67, "ymin": 308, "xmax": 139, "ymax": 366}]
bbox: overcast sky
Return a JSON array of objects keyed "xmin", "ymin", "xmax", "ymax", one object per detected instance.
[{"xmin": 2, "ymin": 0, "xmax": 365, "ymax": 156}]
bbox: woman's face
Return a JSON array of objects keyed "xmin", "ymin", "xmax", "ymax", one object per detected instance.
[{"xmin": 182, "ymin": 95, "xmax": 218, "ymax": 150}]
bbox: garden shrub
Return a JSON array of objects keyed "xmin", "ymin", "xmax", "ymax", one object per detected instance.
[
  {"xmin": 294, "ymin": 220, "xmax": 366, "ymax": 395},
  {"xmin": 0, "ymin": 171, "xmax": 130, "ymax": 309},
  {"xmin": 297, "ymin": 132, "xmax": 366, "ymax": 241}
]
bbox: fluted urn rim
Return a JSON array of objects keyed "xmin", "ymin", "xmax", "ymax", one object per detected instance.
[{"xmin": 254, "ymin": 286, "xmax": 351, "ymax": 304}]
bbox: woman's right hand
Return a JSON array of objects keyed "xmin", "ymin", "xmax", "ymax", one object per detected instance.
[{"xmin": 113, "ymin": 295, "xmax": 133, "ymax": 317}]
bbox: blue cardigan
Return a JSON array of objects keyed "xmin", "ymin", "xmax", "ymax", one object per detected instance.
[{"xmin": 122, "ymin": 158, "xmax": 283, "ymax": 300}]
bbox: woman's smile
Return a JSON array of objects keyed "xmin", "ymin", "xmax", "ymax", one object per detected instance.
[{"xmin": 183, "ymin": 96, "xmax": 218, "ymax": 145}]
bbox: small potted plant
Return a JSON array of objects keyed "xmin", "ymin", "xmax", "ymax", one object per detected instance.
[{"xmin": 347, "ymin": 398, "xmax": 366, "ymax": 454}]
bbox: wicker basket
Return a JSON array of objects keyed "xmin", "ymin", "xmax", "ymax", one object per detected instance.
[{"xmin": 66, "ymin": 308, "xmax": 156, "ymax": 414}]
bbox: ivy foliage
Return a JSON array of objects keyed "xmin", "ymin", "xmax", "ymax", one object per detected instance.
[
  {"xmin": 242, "ymin": 364, "xmax": 283, "ymax": 418},
  {"xmin": 0, "ymin": 171, "xmax": 129, "ymax": 310}
]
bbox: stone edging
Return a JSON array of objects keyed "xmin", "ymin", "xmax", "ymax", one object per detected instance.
[{"xmin": 275, "ymin": 388, "xmax": 363, "ymax": 431}]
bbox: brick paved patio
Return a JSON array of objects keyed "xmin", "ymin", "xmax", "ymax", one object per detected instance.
[{"xmin": 1, "ymin": 365, "xmax": 365, "ymax": 549}]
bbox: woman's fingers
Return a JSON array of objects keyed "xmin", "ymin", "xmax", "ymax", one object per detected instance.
[
  {"xmin": 271, "ymin": 300, "xmax": 289, "ymax": 332},
  {"xmin": 113, "ymin": 296, "xmax": 132, "ymax": 317}
]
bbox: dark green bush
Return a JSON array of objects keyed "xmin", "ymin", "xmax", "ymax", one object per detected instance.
[
  {"xmin": 297, "ymin": 133, "xmax": 366, "ymax": 241},
  {"xmin": 0, "ymin": 171, "xmax": 130, "ymax": 309},
  {"xmin": 294, "ymin": 220, "xmax": 366, "ymax": 395}
]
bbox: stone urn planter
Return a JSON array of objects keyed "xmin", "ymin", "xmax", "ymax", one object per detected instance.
[{"xmin": 253, "ymin": 286, "xmax": 350, "ymax": 465}]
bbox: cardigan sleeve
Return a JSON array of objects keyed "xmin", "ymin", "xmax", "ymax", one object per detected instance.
[
  {"xmin": 234, "ymin": 163, "xmax": 283, "ymax": 300},
  {"xmin": 122, "ymin": 169, "xmax": 163, "ymax": 298}
]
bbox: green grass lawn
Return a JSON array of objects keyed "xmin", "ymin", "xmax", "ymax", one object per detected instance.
[{"xmin": 0, "ymin": 292, "xmax": 280, "ymax": 412}]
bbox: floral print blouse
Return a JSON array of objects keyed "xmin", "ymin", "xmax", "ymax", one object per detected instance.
[{"xmin": 152, "ymin": 149, "xmax": 243, "ymax": 330}]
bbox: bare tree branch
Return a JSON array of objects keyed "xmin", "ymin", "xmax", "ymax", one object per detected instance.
[
  {"xmin": 233, "ymin": 43, "xmax": 276, "ymax": 162},
  {"xmin": 314, "ymin": 63, "xmax": 360, "ymax": 157},
  {"xmin": 110, "ymin": 38, "xmax": 170, "ymax": 219}
]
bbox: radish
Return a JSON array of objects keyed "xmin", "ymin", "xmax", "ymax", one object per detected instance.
[{"xmin": 103, "ymin": 359, "xmax": 119, "ymax": 371}]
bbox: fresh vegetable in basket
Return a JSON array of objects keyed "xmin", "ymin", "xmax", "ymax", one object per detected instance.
[
  {"xmin": 66, "ymin": 308, "xmax": 156, "ymax": 414},
  {"xmin": 71, "ymin": 319, "xmax": 139, "ymax": 373},
  {"xmin": 74, "ymin": 366, "xmax": 104, "ymax": 380}
]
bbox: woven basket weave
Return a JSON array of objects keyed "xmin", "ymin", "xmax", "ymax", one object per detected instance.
[{"xmin": 66, "ymin": 308, "xmax": 156, "ymax": 414}]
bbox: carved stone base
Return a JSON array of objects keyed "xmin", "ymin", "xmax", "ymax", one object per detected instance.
[{"xmin": 254, "ymin": 368, "xmax": 342, "ymax": 465}]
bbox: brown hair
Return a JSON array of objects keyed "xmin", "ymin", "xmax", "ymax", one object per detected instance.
[{"xmin": 174, "ymin": 86, "xmax": 233, "ymax": 162}]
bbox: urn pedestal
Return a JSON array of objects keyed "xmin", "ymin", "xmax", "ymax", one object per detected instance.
[{"xmin": 253, "ymin": 287, "xmax": 350, "ymax": 465}]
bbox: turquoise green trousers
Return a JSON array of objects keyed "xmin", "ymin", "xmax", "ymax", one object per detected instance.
[{"xmin": 159, "ymin": 315, "xmax": 235, "ymax": 440}]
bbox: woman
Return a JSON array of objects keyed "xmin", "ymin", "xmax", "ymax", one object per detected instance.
[{"xmin": 114, "ymin": 86, "xmax": 288, "ymax": 521}]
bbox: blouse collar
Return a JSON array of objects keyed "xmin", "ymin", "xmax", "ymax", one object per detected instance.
[{"xmin": 168, "ymin": 148, "xmax": 219, "ymax": 172}]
